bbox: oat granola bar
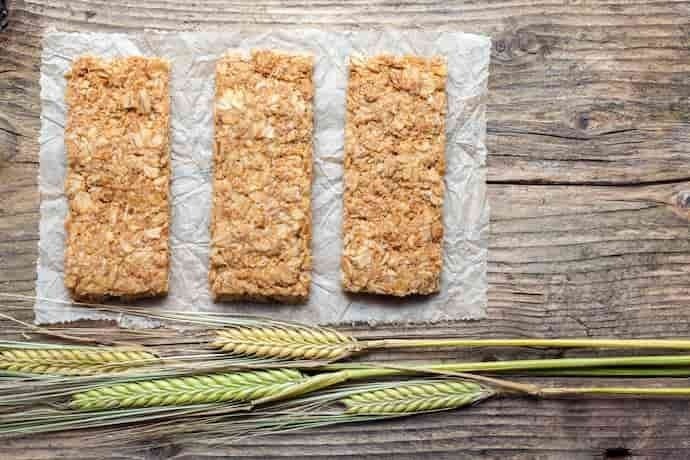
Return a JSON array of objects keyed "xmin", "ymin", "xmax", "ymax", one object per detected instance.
[
  {"xmin": 341, "ymin": 54, "xmax": 447, "ymax": 296},
  {"xmin": 210, "ymin": 50, "xmax": 314, "ymax": 303},
  {"xmin": 63, "ymin": 56, "xmax": 171, "ymax": 300}
]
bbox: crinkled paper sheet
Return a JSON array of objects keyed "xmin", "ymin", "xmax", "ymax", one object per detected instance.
[{"xmin": 36, "ymin": 30, "xmax": 490, "ymax": 326}]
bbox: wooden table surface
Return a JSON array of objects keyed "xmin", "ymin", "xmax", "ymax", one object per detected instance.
[{"xmin": 2, "ymin": 0, "xmax": 690, "ymax": 458}]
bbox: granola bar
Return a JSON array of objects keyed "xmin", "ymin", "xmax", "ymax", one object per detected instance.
[
  {"xmin": 63, "ymin": 56, "xmax": 171, "ymax": 299},
  {"xmin": 341, "ymin": 54, "xmax": 447, "ymax": 296},
  {"xmin": 209, "ymin": 50, "xmax": 314, "ymax": 303}
]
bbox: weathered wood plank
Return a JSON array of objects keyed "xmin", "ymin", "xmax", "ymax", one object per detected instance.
[{"xmin": 1, "ymin": 0, "xmax": 690, "ymax": 457}]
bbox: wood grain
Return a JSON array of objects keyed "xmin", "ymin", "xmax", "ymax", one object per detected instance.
[{"xmin": 1, "ymin": 0, "xmax": 690, "ymax": 457}]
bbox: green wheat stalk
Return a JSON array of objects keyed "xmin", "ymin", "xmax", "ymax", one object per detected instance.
[
  {"xmin": 342, "ymin": 380, "xmax": 492, "ymax": 415},
  {"xmin": 70, "ymin": 369, "xmax": 306, "ymax": 411}
]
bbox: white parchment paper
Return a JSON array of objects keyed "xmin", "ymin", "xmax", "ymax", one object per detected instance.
[{"xmin": 36, "ymin": 30, "xmax": 490, "ymax": 326}]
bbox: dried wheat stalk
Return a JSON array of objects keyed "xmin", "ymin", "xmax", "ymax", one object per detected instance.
[
  {"xmin": 0, "ymin": 348, "xmax": 159, "ymax": 376},
  {"xmin": 211, "ymin": 325, "xmax": 361, "ymax": 361},
  {"xmin": 70, "ymin": 369, "xmax": 306, "ymax": 410},
  {"xmin": 209, "ymin": 323, "xmax": 690, "ymax": 364}
]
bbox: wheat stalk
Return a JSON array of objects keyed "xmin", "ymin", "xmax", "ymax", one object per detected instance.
[
  {"xmin": 0, "ymin": 348, "xmax": 159, "ymax": 376},
  {"xmin": 211, "ymin": 325, "xmax": 361, "ymax": 361},
  {"xmin": 208, "ymin": 323, "xmax": 690, "ymax": 365},
  {"xmin": 70, "ymin": 369, "xmax": 306, "ymax": 411},
  {"xmin": 342, "ymin": 380, "xmax": 492, "ymax": 415}
]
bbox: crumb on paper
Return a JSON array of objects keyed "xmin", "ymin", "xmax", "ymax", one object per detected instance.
[
  {"xmin": 209, "ymin": 50, "xmax": 314, "ymax": 303},
  {"xmin": 63, "ymin": 56, "xmax": 171, "ymax": 300},
  {"xmin": 341, "ymin": 54, "xmax": 447, "ymax": 296}
]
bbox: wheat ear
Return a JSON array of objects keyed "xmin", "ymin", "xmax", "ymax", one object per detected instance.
[
  {"xmin": 210, "ymin": 325, "xmax": 361, "ymax": 361},
  {"xmin": 0, "ymin": 348, "xmax": 159, "ymax": 376},
  {"xmin": 70, "ymin": 369, "xmax": 306, "ymax": 411},
  {"xmin": 342, "ymin": 380, "xmax": 492, "ymax": 415}
]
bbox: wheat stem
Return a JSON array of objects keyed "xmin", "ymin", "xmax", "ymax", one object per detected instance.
[
  {"xmin": 514, "ymin": 367, "xmax": 690, "ymax": 377},
  {"xmin": 362, "ymin": 338, "xmax": 690, "ymax": 351},
  {"xmin": 70, "ymin": 369, "xmax": 306, "ymax": 411},
  {"xmin": 0, "ymin": 348, "xmax": 159, "ymax": 376},
  {"xmin": 538, "ymin": 387, "xmax": 690, "ymax": 397},
  {"xmin": 211, "ymin": 324, "xmax": 690, "ymax": 364},
  {"xmin": 323, "ymin": 354, "xmax": 690, "ymax": 376},
  {"xmin": 252, "ymin": 355, "xmax": 690, "ymax": 405}
]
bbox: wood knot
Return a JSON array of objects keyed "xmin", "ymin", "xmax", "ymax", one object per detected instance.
[
  {"xmin": 0, "ymin": 0, "xmax": 8, "ymax": 31},
  {"xmin": 676, "ymin": 191, "xmax": 690, "ymax": 210},
  {"xmin": 143, "ymin": 443, "xmax": 182, "ymax": 460},
  {"xmin": 604, "ymin": 447, "xmax": 631, "ymax": 458},
  {"xmin": 492, "ymin": 29, "xmax": 549, "ymax": 62},
  {"xmin": 668, "ymin": 191, "xmax": 690, "ymax": 222},
  {"xmin": 577, "ymin": 113, "xmax": 590, "ymax": 130},
  {"xmin": 516, "ymin": 30, "xmax": 540, "ymax": 54},
  {"xmin": 494, "ymin": 39, "xmax": 506, "ymax": 53}
]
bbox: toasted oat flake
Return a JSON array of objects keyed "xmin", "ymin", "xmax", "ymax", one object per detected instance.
[
  {"xmin": 210, "ymin": 50, "xmax": 314, "ymax": 303},
  {"xmin": 63, "ymin": 56, "xmax": 171, "ymax": 299},
  {"xmin": 341, "ymin": 54, "xmax": 447, "ymax": 296}
]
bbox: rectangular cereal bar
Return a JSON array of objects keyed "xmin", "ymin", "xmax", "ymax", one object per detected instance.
[
  {"xmin": 341, "ymin": 54, "xmax": 447, "ymax": 296},
  {"xmin": 63, "ymin": 56, "xmax": 171, "ymax": 299},
  {"xmin": 209, "ymin": 50, "xmax": 314, "ymax": 303}
]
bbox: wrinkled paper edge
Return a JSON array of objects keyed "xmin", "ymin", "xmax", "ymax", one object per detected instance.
[{"xmin": 36, "ymin": 29, "xmax": 490, "ymax": 327}]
